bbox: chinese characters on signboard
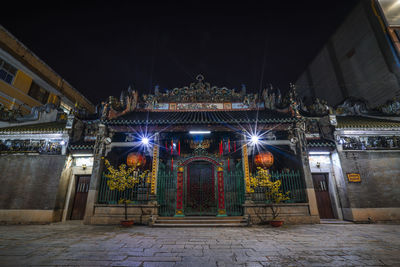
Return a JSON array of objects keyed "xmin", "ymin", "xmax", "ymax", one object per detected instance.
[{"xmin": 347, "ymin": 173, "xmax": 361, "ymax": 182}]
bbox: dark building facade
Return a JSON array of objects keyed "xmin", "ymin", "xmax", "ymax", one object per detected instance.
[{"xmin": 295, "ymin": 0, "xmax": 400, "ymax": 108}]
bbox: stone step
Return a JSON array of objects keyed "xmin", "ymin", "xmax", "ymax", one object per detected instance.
[
  {"xmin": 156, "ymin": 216, "xmax": 245, "ymax": 220},
  {"xmin": 156, "ymin": 219, "xmax": 247, "ymax": 224},
  {"xmin": 152, "ymin": 216, "xmax": 248, "ymax": 227},
  {"xmin": 153, "ymin": 223, "xmax": 248, "ymax": 227}
]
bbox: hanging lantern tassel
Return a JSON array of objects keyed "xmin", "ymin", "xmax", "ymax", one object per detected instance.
[
  {"xmin": 228, "ymin": 139, "xmax": 231, "ymax": 153},
  {"xmin": 171, "ymin": 139, "xmax": 173, "ymax": 155},
  {"xmin": 178, "ymin": 141, "xmax": 181, "ymax": 156},
  {"xmin": 219, "ymin": 140, "xmax": 223, "ymax": 156},
  {"xmin": 165, "ymin": 141, "xmax": 168, "ymax": 150},
  {"xmin": 171, "ymin": 157, "xmax": 173, "ymax": 172},
  {"xmin": 234, "ymin": 141, "xmax": 237, "ymax": 152},
  {"xmin": 228, "ymin": 157, "xmax": 230, "ymax": 171}
]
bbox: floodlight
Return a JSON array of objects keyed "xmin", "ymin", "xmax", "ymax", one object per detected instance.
[
  {"xmin": 250, "ymin": 134, "xmax": 260, "ymax": 145},
  {"xmin": 309, "ymin": 151, "xmax": 330, "ymax": 155},
  {"xmin": 141, "ymin": 137, "xmax": 150, "ymax": 145},
  {"xmin": 189, "ymin": 130, "xmax": 211, "ymax": 134}
]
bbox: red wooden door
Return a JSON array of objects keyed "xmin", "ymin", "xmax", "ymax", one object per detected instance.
[
  {"xmin": 186, "ymin": 162, "xmax": 216, "ymax": 216},
  {"xmin": 312, "ymin": 173, "xmax": 335, "ymax": 219},
  {"xmin": 70, "ymin": 176, "xmax": 91, "ymax": 220}
]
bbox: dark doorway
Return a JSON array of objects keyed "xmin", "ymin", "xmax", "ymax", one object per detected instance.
[
  {"xmin": 70, "ymin": 175, "xmax": 91, "ymax": 220},
  {"xmin": 312, "ymin": 173, "xmax": 335, "ymax": 219},
  {"xmin": 185, "ymin": 161, "xmax": 216, "ymax": 216}
]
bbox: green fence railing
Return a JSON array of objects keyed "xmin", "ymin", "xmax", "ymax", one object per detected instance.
[
  {"xmin": 98, "ymin": 172, "xmax": 151, "ymax": 204},
  {"xmin": 251, "ymin": 170, "xmax": 307, "ymax": 203},
  {"xmin": 157, "ymin": 170, "xmax": 176, "ymax": 217},
  {"xmin": 224, "ymin": 170, "xmax": 245, "ymax": 216}
]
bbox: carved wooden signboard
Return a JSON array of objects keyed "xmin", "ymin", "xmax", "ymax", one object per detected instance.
[{"xmin": 347, "ymin": 173, "xmax": 361, "ymax": 183}]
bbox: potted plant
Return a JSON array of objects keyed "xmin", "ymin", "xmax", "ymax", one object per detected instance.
[
  {"xmin": 250, "ymin": 167, "xmax": 290, "ymax": 227},
  {"xmin": 104, "ymin": 159, "xmax": 149, "ymax": 227}
]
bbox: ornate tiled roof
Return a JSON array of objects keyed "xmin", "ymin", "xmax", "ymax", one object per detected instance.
[
  {"xmin": 307, "ymin": 139, "xmax": 336, "ymax": 148},
  {"xmin": 69, "ymin": 141, "xmax": 95, "ymax": 151},
  {"xmin": 69, "ymin": 144, "xmax": 95, "ymax": 150},
  {"xmin": 336, "ymin": 116, "xmax": 400, "ymax": 129},
  {"xmin": 0, "ymin": 122, "xmax": 67, "ymax": 134},
  {"xmin": 103, "ymin": 110, "xmax": 295, "ymax": 125}
]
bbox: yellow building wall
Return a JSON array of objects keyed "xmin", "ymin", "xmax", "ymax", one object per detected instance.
[
  {"xmin": 0, "ymin": 80, "xmax": 41, "ymax": 113},
  {"xmin": 13, "ymin": 70, "xmax": 32, "ymax": 94},
  {"xmin": 0, "ymin": 27, "xmax": 95, "ymax": 113},
  {"xmin": 0, "ymin": 69, "xmax": 62, "ymax": 114},
  {"xmin": 48, "ymin": 93, "xmax": 60, "ymax": 106}
]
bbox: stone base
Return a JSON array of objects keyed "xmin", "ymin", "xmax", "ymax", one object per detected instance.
[
  {"xmin": 343, "ymin": 208, "xmax": 400, "ymax": 223},
  {"xmin": 0, "ymin": 209, "xmax": 63, "ymax": 224},
  {"xmin": 243, "ymin": 203, "xmax": 320, "ymax": 224},
  {"xmin": 84, "ymin": 204, "xmax": 158, "ymax": 225}
]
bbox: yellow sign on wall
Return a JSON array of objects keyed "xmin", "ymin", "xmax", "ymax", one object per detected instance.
[{"xmin": 347, "ymin": 173, "xmax": 361, "ymax": 183}]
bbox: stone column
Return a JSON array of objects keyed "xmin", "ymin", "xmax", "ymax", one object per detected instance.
[
  {"xmin": 241, "ymin": 135, "xmax": 251, "ymax": 194},
  {"xmin": 83, "ymin": 123, "xmax": 107, "ymax": 224},
  {"xmin": 175, "ymin": 166, "xmax": 184, "ymax": 217},
  {"xmin": 295, "ymin": 120, "xmax": 320, "ymax": 222},
  {"xmin": 241, "ymin": 135, "xmax": 254, "ymax": 223},
  {"xmin": 147, "ymin": 134, "xmax": 160, "ymax": 224},
  {"xmin": 217, "ymin": 166, "xmax": 227, "ymax": 216},
  {"xmin": 150, "ymin": 134, "xmax": 160, "ymax": 195}
]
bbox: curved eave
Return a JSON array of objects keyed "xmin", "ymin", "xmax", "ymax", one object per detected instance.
[
  {"xmin": 102, "ymin": 118, "xmax": 297, "ymax": 125},
  {"xmin": 69, "ymin": 145, "xmax": 94, "ymax": 151}
]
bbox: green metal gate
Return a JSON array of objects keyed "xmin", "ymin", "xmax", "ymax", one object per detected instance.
[
  {"xmin": 157, "ymin": 162, "xmax": 245, "ymax": 217},
  {"xmin": 224, "ymin": 166, "xmax": 245, "ymax": 216},
  {"xmin": 157, "ymin": 169, "xmax": 176, "ymax": 216}
]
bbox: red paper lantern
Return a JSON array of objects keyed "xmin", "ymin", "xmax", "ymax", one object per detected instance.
[
  {"xmin": 254, "ymin": 151, "xmax": 274, "ymax": 168},
  {"xmin": 126, "ymin": 153, "xmax": 146, "ymax": 168}
]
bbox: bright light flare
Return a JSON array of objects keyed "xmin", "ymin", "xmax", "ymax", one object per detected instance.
[
  {"xmin": 250, "ymin": 134, "xmax": 260, "ymax": 146},
  {"xmin": 141, "ymin": 137, "xmax": 150, "ymax": 145}
]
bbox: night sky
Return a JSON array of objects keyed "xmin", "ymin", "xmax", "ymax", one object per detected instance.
[{"xmin": 1, "ymin": 0, "xmax": 359, "ymax": 105}]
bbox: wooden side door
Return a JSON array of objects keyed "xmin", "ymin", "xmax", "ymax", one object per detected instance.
[
  {"xmin": 70, "ymin": 175, "xmax": 91, "ymax": 220},
  {"xmin": 312, "ymin": 173, "xmax": 335, "ymax": 219}
]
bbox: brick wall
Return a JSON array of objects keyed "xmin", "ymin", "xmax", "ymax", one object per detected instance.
[
  {"xmin": 339, "ymin": 151, "xmax": 400, "ymax": 208},
  {"xmin": 0, "ymin": 155, "xmax": 66, "ymax": 210},
  {"xmin": 296, "ymin": 2, "xmax": 400, "ymax": 107}
]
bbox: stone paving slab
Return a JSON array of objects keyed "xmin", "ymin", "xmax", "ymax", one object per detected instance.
[{"xmin": 0, "ymin": 222, "xmax": 399, "ymax": 266}]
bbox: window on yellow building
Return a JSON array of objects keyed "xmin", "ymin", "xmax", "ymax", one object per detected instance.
[
  {"xmin": 0, "ymin": 58, "xmax": 17, "ymax": 85},
  {"xmin": 28, "ymin": 81, "xmax": 49, "ymax": 104},
  {"xmin": 60, "ymin": 101, "xmax": 72, "ymax": 114}
]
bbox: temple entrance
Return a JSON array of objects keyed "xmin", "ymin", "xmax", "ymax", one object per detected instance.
[{"xmin": 185, "ymin": 161, "xmax": 217, "ymax": 216}]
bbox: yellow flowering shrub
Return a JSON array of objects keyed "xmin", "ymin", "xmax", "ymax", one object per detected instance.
[
  {"xmin": 104, "ymin": 159, "xmax": 149, "ymax": 195},
  {"xmin": 104, "ymin": 159, "xmax": 150, "ymax": 220},
  {"xmin": 249, "ymin": 167, "xmax": 290, "ymax": 204},
  {"xmin": 249, "ymin": 167, "xmax": 290, "ymax": 221}
]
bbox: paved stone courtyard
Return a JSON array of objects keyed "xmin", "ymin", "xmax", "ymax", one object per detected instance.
[{"xmin": 0, "ymin": 222, "xmax": 399, "ymax": 266}]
